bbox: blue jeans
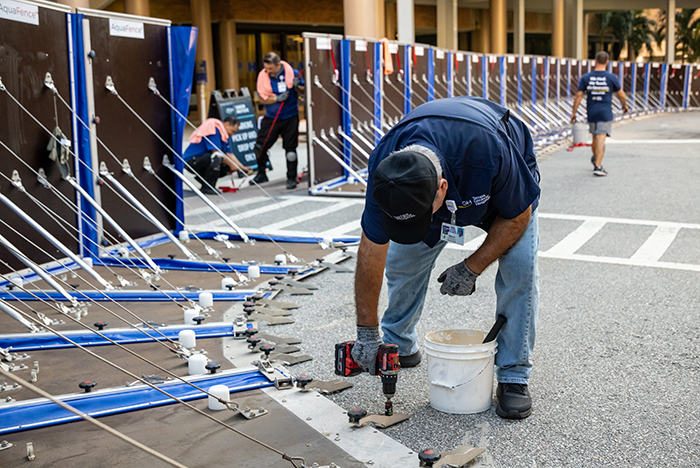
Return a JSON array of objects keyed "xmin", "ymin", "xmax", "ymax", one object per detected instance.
[{"xmin": 381, "ymin": 211, "xmax": 539, "ymax": 384}]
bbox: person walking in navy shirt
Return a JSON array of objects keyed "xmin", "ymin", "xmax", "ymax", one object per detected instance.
[
  {"xmin": 251, "ymin": 52, "xmax": 305, "ymax": 189},
  {"xmin": 351, "ymin": 97, "xmax": 541, "ymax": 419},
  {"xmin": 571, "ymin": 51, "xmax": 629, "ymax": 177}
]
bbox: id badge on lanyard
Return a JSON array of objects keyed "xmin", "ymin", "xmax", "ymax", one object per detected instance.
[
  {"xmin": 440, "ymin": 200, "xmax": 465, "ymax": 245},
  {"xmin": 277, "ymin": 78, "xmax": 288, "ymax": 93}
]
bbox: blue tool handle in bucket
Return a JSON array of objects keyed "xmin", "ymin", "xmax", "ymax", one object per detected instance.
[{"xmin": 483, "ymin": 314, "xmax": 507, "ymax": 344}]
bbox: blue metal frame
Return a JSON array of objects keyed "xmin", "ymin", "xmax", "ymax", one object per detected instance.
[
  {"xmin": 481, "ymin": 55, "xmax": 488, "ymax": 99},
  {"xmin": 660, "ymin": 63, "xmax": 668, "ymax": 108},
  {"xmin": 543, "ymin": 58, "xmax": 550, "ymax": 111},
  {"xmin": 0, "ymin": 289, "xmax": 270, "ymax": 302},
  {"xmin": 68, "ymin": 13, "xmax": 98, "ymax": 259},
  {"xmin": 499, "ymin": 56, "xmax": 506, "ymax": 107},
  {"xmin": 340, "ymin": 39, "xmax": 352, "ymax": 178},
  {"xmin": 683, "ymin": 65, "xmax": 691, "ymax": 109},
  {"xmin": 566, "ymin": 59, "xmax": 571, "ymax": 102},
  {"xmin": 373, "ymin": 41, "xmax": 382, "ymax": 143},
  {"xmin": 0, "ymin": 369, "xmax": 273, "ymax": 435},
  {"xmin": 0, "ymin": 323, "xmax": 237, "ymax": 351},
  {"xmin": 630, "ymin": 63, "xmax": 637, "ymax": 110},
  {"xmin": 427, "ymin": 47, "xmax": 435, "ymax": 101},
  {"xmin": 403, "ymin": 45, "xmax": 412, "ymax": 114},
  {"xmin": 167, "ymin": 27, "xmax": 198, "ymax": 232},
  {"xmin": 644, "ymin": 63, "xmax": 651, "ymax": 109}
]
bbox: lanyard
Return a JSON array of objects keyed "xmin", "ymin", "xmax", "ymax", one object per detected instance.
[{"xmin": 445, "ymin": 200, "xmax": 457, "ymax": 225}]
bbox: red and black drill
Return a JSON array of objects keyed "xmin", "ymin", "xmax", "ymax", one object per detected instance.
[{"xmin": 334, "ymin": 341, "xmax": 400, "ymax": 416}]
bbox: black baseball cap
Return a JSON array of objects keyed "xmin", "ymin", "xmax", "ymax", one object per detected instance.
[{"xmin": 372, "ymin": 150, "xmax": 438, "ymax": 244}]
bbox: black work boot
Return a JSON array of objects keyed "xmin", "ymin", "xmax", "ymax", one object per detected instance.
[
  {"xmin": 250, "ymin": 172, "xmax": 269, "ymax": 185},
  {"xmin": 399, "ymin": 351, "xmax": 421, "ymax": 368},
  {"xmin": 496, "ymin": 383, "xmax": 532, "ymax": 419}
]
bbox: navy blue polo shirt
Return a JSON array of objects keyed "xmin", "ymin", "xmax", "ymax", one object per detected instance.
[
  {"xmin": 361, "ymin": 97, "xmax": 541, "ymax": 247},
  {"xmin": 265, "ymin": 68, "xmax": 304, "ymax": 120},
  {"xmin": 578, "ymin": 71, "xmax": 621, "ymax": 123},
  {"xmin": 182, "ymin": 127, "xmax": 232, "ymax": 162}
]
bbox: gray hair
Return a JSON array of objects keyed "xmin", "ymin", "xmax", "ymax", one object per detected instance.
[{"xmin": 398, "ymin": 142, "xmax": 442, "ymax": 176}]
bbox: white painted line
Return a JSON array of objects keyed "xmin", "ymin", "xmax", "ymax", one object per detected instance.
[
  {"xmin": 538, "ymin": 252, "xmax": 700, "ymax": 273},
  {"xmin": 260, "ymin": 201, "xmax": 361, "ymax": 231},
  {"xmin": 544, "ymin": 219, "xmax": 607, "ymax": 256},
  {"xmin": 539, "ymin": 212, "xmax": 700, "ymax": 230},
  {"xmin": 607, "ymin": 139, "xmax": 700, "ymax": 144},
  {"xmin": 186, "ymin": 195, "xmax": 269, "ymax": 217},
  {"xmin": 444, "ymin": 234, "xmax": 487, "ymax": 251},
  {"xmin": 321, "ymin": 219, "xmax": 362, "ymax": 237},
  {"xmin": 630, "ymin": 225, "xmax": 681, "ymax": 262},
  {"xmin": 186, "ymin": 197, "xmax": 307, "ymax": 229}
]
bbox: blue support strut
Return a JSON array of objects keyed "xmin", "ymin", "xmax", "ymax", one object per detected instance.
[
  {"xmin": 340, "ymin": 39, "xmax": 352, "ymax": 177},
  {"xmin": 373, "ymin": 41, "xmax": 382, "ymax": 143},
  {"xmin": 0, "ymin": 322, "xmax": 237, "ymax": 351},
  {"xmin": 403, "ymin": 45, "xmax": 411, "ymax": 114},
  {"xmin": 0, "ymin": 369, "xmax": 274, "ymax": 435},
  {"xmin": 427, "ymin": 47, "xmax": 435, "ymax": 101}
]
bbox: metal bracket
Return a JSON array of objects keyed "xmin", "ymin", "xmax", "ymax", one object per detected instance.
[
  {"xmin": 162, "ymin": 154, "xmax": 172, "ymax": 169},
  {"xmin": 30, "ymin": 361, "xmax": 39, "ymax": 383},
  {"xmin": 434, "ymin": 445, "xmax": 486, "ymax": 468},
  {"xmin": 36, "ymin": 312, "xmax": 63, "ymax": 327},
  {"xmin": 0, "ymin": 76, "xmax": 5, "ymax": 91},
  {"xmin": 233, "ymin": 317, "xmax": 258, "ymax": 339},
  {"xmin": 147, "ymin": 77, "xmax": 159, "ymax": 95},
  {"xmin": 116, "ymin": 275, "xmax": 136, "ymax": 287},
  {"xmin": 0, "ymin": 347, "xmax": 30, "ymax": 363},
  {"xmin": 44, "ymin": 72, "xmax": 56, "ymax": 93},
  {"xmin": 231, "ymin": 404, "xmax": 269, "ymax": 420},
  {"xmin": 105, "ymin": 76, "xmax": 117, "ymax": 95},
  {"xmin": 213, "ymin": 234, "xmax": 238, "ymax": 250},
  {"xmin": 143, "ymin": 156, "xmax": 154, "ymax": 174},
  {"xmin": 98, "ymin": 161, "xmax": 110, "ymax": 176},
  {"xmin": 0, "ymin": 440, "xmax": 13, "ymax": 451},
  {"xmin": 26, "ymin": 442, "xmax": 35, "ymax": 461},
  {"xmin": 305, "ymin": 380, "xmax": 353, "ymax": 395},
  {"xmin": 0, "ymin": 362, "xmax": 28, "ymax": 373},
  {"xmin": 204, "ymin": 244, "xmax": 222, "ymax": 259},
  {"xmin": 121, "ymin": 159, "xmax": 133, "ymax": 176},
  {"xmin": 256, "ymin": 359, "xmax": 293, "ymax": 389},
  {"xmin": 0, "ymin": 382, "xmax": 22, "ymax": 393},
  {"xmin": 36, "ymin": 168, "xmax": 51, "ymax": 189},
  {"xmin": 357, "ymin": 413, "xmax": 409, "ymax": 429},
  {"xmin": 11, "ymin": 170, "xmax": 24, "ymax": 191},
  {"xmin": 58, "ymin": 302, "xmax": 88, "ymax": 320}
]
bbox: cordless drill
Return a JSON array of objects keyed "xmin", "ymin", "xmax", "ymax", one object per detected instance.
[{"xmin": 335, "ymin": 341, "xmax": 400, "ymax": 416}]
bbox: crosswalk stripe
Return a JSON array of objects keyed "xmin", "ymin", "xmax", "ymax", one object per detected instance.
[
  {"xmin": 630, "ymin": 225, "xmax": 681, "ymax": 262},
  {"xmin": 544, "ymin": 219, "xmax": 607, "ymax": 256}
]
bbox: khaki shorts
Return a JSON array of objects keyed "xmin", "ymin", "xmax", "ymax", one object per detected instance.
[{"xmin": 589, "ymin": 121, "xmax": 612, "ymax": 136}]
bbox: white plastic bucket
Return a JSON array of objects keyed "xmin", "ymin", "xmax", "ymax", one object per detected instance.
[
  {"xmin": 424, "ymin": 329, "xmax": 497, "ymax": 414},
  {"xmin": 573, "ymin": 123, "xmax": 588, "ymax": 145}
]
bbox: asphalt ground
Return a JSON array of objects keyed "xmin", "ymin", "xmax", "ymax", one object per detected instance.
[{"xmin": 188, "ymin": 111, "xmax": 700, "ymax": 467}]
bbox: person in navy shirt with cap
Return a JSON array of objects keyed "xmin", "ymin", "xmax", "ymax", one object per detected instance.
[
  {"xmin": 570, "ymin": 51, "xmax": 629, "ymax": 176},
  {"xmin": 352, "ymin": 96, "xmax": 541, "ymax": 419}
]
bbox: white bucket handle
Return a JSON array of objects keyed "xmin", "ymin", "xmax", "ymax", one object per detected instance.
[{"xmin": 429, "ymin": 356, "xmax": 493, "ymax": 390}]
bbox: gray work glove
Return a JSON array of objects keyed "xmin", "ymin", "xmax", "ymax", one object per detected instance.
[
  {"xmin": 351, "ymin": 326, "xmax": 383, "ymax": 375},
  {"xmin": 437, "ymin": 261, "xmax": 479, "ymax": 296},
  {"xmin": 275, "ymin": 91, "xmax": 289, "ymax": 102},
  {"xmin": 293, "ymin": 76, "xmax": 300, "ymax": 88}
]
